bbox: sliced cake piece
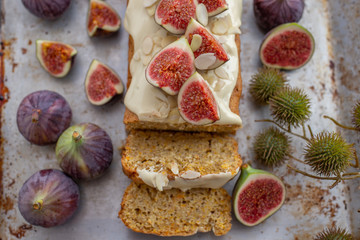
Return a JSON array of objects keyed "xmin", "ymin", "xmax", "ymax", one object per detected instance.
[
  {"xmin": 119, "ymin": 182, "xmax": 232, "ymax": 236},
  {"xmin": 121, "ymin": 130, "xmax": 242, "ymax": 191}
]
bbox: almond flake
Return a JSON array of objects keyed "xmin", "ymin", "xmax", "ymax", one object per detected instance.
[
  {"xmin": 215, "ymin": 67, "xmax": 228, "ymax": 79},
  {"xmin": 146, "ymin": 4, "xmax": 157, "ymax": 16},
  {"xmin": 196, "ymin": 3, "xmax": 208, "ymax": 26},
  {"xmin": 190, "ymin": 34, "xmax": 202, "ymax": 52},
  {"xmin": 214, "ymin": 79, "xmax": 226, "ymax": 91},
  {"xmin": 142, "ymin": 36, "xmax": 154, "ymax": 55},
  {"xmin": 141, "ymin": 54, "xmax": 152, "ymax": 66},
  {"xmin": 194, "ymin": 53, "xmax": 216, "ymax": 70},
  {"xmin": 161, "ymin": 35, "xmax": 178, "ymax": 48},
  {"xmin": 211, "ymin": 17, "xmax": 229, "ymax": 35},
  {"xmin": 143, "ymin": 0, "xmax": 158, "ymax": 8},
  {"xmin": 180, "ymin": 171, "xmax": 201, "ymax": 179}
]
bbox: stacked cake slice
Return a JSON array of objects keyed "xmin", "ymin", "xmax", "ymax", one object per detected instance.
[{"xmin": 119, "ymin": 0, "xmax": 243, "ymax": 236}]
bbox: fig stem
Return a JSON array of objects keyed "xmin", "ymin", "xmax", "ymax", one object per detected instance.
[
  {"xmin": 33, "ymin": 199, "xmax": 43, "ymax": 211},
  {"xmin": 31, "ymin": 109, "xmax": 41, "ymax": 123},
  {"xmin": 72, "ymin": 131, "xmax": 82, "ymax": 143},
  {"xmin": 323, "ymin": 115, "xmax": 358, "ymax": 131},
  {"xmin": 255, "ymin": 119, "xmax": 310, "ymax": 142}
]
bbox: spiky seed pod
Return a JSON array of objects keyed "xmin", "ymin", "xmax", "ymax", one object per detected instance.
[
  {"xmin": 253, "ymin": 127, "xmax": 291, "ymax": 166},
  {"xmin": 304, "ymin": 132, "xmax": 354, "ymax": 177},
  {"xmin": 269, "ymin": 87, "xmax": 311, "ymax": 128},
  {"xmin": 351, "ymin": 100, "xmax": 360, "ymax": 130},
  {"xmin": 314, "ymin": 227, "xmax": 353, "ymax": 240},
  {"xmin": 249, "ymin": 67, "xmax": 287, "ymax": 104}
]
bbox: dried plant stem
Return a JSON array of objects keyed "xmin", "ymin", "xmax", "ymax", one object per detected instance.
[
  {"xmin": 307, "ymin": 125, "xmax": 314, "ymax": 139},
  {"xmin": 287, "ymin": 164, "xmax": 360, "ymax": 188},
  {"xmin": 302, "ymin": 123, "xmax": 307, "ymax": 139},
  {"xmin": 255, "ymin": 119, "xmax": 310, "ymax": 142},
  {"xmin": 350, "ymin": 151, "xmax": 359, "ymax": 168},
  {"xmin": 287, "ymin": 154, "xmax": 305, "ymax": 164},
  {"xmin": 324, "ymin": 115, "xmax": 358, "ymax": 131}
]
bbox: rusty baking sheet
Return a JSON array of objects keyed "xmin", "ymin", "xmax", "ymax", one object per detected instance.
[{"xmin": 0, "ymin": 0, "xmax": 359, "ymax": 239}]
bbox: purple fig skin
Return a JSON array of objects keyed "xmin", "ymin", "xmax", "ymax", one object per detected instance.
[
  {"xmin": 254, "ymin": 0, "xmax": 305, "ymax": 32},
  {"xmin": 18, "ymin": 169, "xmax": 80, "ymax": 228},
  {"xmin": 21, "ymin": 0, "xmax": 71, "ymax": 20},
  {"xmin": 16, "ymin": 90, "xmax": 72, "ymax": 145},
  {"xmin": 55, "ymin": 123, "xmax": 113, "ymax": 180}
]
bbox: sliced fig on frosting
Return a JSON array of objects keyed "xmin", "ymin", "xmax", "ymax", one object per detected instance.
[
  {"xmin": 197, "ymin": 0, "xmax": 228, "ymax": 17},
  {"xmin": 155, "ymin": 0, "xmax": 197, "ymax": 34},
  {"xmin": 145, "ymin": 37, "xmax": 195, "ymax": 95},
  {"xmin": 185, "ymin": 18, "xmax": 229, "ymax": 70},
  {"xmin": 178, "ymin": 72, "xmax": 220, "ymax": 125}
]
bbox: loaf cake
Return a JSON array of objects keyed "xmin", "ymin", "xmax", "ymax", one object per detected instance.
[
  {"xmin": 119, "ymin": 182, "xmax": 232, "ymax": 236},
  {"xmin": 121, "ymin": 130, "xmax": 242, "ymax": 191},
  {"xmin": 123, "ymin": 0, "xmax": 243, "ymax": 133}
]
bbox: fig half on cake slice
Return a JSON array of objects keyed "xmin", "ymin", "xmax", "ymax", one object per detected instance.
[
  {"xmin": 260, "ymin": 22, "xmax": 315, "ymax": 70},
  {"xmin": 232, "ymin": 164, "xmax": 286, "ymax": 227},
  {"xmin": 145, "ymin": 37, "xmax": 195, "ymax": 95},
  {"xmin": 197, "ymin": 0, "xmax": 228, "ymax": 17},
  {"xmin": 85, "ymin": 59, "xmax": 124, "ymax": 105},
  {"xmin": 178, "ymin": 72, "xmax": 220, "ymax": 125},
  {"xmin": 185, "ymin": 18, "xmax": 229, "ymax": 70},
  {"xmin": 87, "ymin": 0, "xmax": 121, "ymax": 37},
  {"xmin": 155, "ymin": 0, "xmax": 197, "ymax": 34},
  {"xmin": 36, "ymin": 40, "xmax": 77, "ymax": 78}
]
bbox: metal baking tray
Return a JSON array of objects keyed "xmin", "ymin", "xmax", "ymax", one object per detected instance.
[{"xmin": 1, "ymin": 0, "xmax": 359, "ymax": 239}]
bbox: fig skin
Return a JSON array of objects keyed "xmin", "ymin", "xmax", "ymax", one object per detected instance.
[
  {"xmin": 36, "ymin": 40, "xmax": 77, "ymax": 78},
  {"xmin": 259, "ymin": 23, "xmax": 315, "ymax": 70},
  {"xmin": 232, "ymin": 164, "xmax": 286, "ymax": 226},
  {"xmin": 85, "ymin": 59, "xmax": 124, "ymax": 106},
  {"xmin": 56, "ymin": 123, "xmax": 113, "ymax": 180},
  {"xmin": 21, "ymin": 0, "xmax": 72, "ymax": 20},
  {"xmin": 16, "ymin": 90, "xmax": 72, "ymax": 145},
  {"xmin": 254, "ymin": 0, "xmax": 305, "ymax": 32},
  {"xmin": 18, "ymin": 169, "xmax": 80, "ymax": 228},
  {"xmin": 87, "ymin": 0, "xmax": 121, "ymax": 37}
]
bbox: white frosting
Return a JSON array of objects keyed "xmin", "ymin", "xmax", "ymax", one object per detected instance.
[
  {"xmin": 137, "ymin": 168, "xmax": 239, "ymax": 192},
  {"xmin": 124, "ymin": 0, "xmax": 243, "ymax": 126}
]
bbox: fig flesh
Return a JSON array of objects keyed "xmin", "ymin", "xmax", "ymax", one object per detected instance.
[
  {"xmin": 36, "ymin": 40, "xmax": 77, "ymax": 78},
  {"xmin": 17, "ymin": 90, "xmax": 72, "ymax": 145},
  {"xmin": 178, "ymin": 72, "xmax": 220, "ymax": 125},
  {"xmin": 21, "ymin": 0, "xmax": 71, "ymax": 20},
  {"xmin": 85, "ymin": 60, "xmax": 124, "ymax": 105},
  {"xmin": 254, "ymin": 0, "xmax": 305, "ymax": 32},
  {"xmin": 185, "ymin": 18, "xmax": 229, "ymax": 70},
  {"xmin": 197, "ymin": 0, "xmax": 228, "ymax": 17},
  {"xmin": 18, "ymin": 169, "xmax": 80, "ymax": 228},
  {"xmin": 260, "ymin": 23, "xmax": 315, "ymax": 70},
  {"xmin": 145, "ymin": 37, "xmax": 195, "ymax": 95},
  {"xmin": 87, "ymin": 0, "xmax": 121, "ymax": 37},
  {"xmin": 232, "ymin": 164, "xmax": 285, "ymax": 227},
  {"xmin": 155, "ymin": 0, "xmax": 197, "ymax": 34},
  {"xmin": 56, "ymin": 123, "xmax": 113, "ymax": 180}
]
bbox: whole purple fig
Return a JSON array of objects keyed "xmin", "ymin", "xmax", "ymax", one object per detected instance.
[
  {"xmin": 18, "ymin": 169, "xmax": 80, "ymax": 228},
  {"xmin": 21, "ymin": 0, "xmax": 71, "ymax": 20},
  {"xmin": 55, "ymin": 123, "xmax": 113, "ymax": 180},
  {"xmin": 254, "ymin": 0, "xmax": 305, "ymax": 32},
  {"xmin": 17, "ymin": 90, "xmax": 72, "ymax": 145}
]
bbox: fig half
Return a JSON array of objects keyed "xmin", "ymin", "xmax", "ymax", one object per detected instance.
[
  {"xmin": 87, "ymin": 0, "xmax": 121, "ymax": 37},
  {"xmin": 185, "ymin": 18, "xmax": 229, "ymax": 70},
  {"xmin": 155, "ymin": 0, "xmax": 197, "ymax": 34},
  {"xmin": 16, "ymin": 90, "xmax": 72, "ymax": 145},
  {"xmin": 259, "ymin": 23, "xmax": 315, "ymax": 70},
  {"xmin": 18, "ymin": 169, "xmax": 80, "ymax": 228},
  {"xmin": 85, "ymin": 60, "xmax": 124, "ymax": 105},
  {"xmin": 36, "ymin": 40, "xmax": 77, "ymax": 78},
  {"xmin": 56, "ymin": 123, "xmax": 113, "ymax": 180},
  {"xmin": 145, "ymin": 37, "xmax": 195, "ymax": 95},
  {"xmin": 178, "ymin": 72, "xmax": 220, "ymax": 125},
  {"xmin": 197, "ymin": 0, "xmax": 228, "ymax": 17},
  {"xmin": 21, "ymin": 0, "xmax": 71, "ymax": 20},
  {"xmin": 232, "ymin": 164, "xmax": 286, "ymax": 227}
]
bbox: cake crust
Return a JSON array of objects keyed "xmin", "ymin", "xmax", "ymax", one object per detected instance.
[{"xmin": 124, "ymin": 34, "xmax": 242, "ymax": 133}]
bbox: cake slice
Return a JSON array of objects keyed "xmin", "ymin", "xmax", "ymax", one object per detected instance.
[
  {"xmin": 119, "ymin": 182, "xmax": 232, "ymax": 236},
  {"xmin": 121, "ymin": 130, "xmax": 242, "ymax": 191}
]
